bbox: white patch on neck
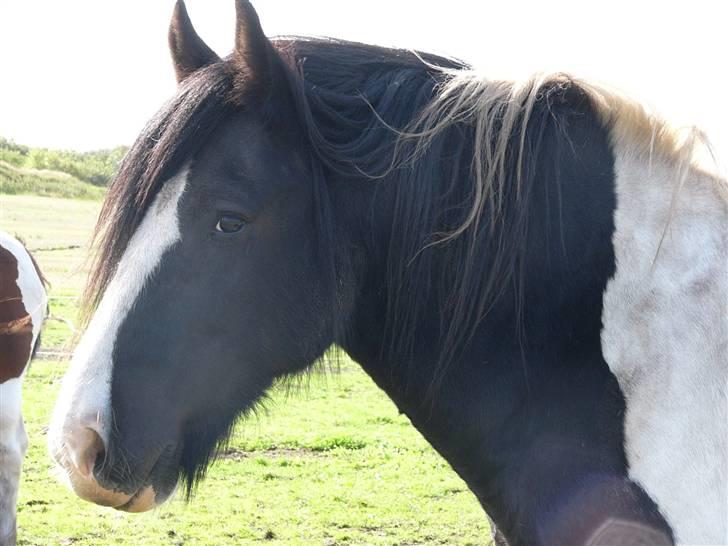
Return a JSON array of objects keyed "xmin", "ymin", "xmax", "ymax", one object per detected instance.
[
  {"xmin": 601, "ymin": 147, "xmax": 728, "ymax": 544},
  {"xmin": 49, "ymin": 169, "xmax": 187, "ymax": 454}
]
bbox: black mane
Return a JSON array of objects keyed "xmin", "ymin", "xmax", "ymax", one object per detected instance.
[{"xmin": 279, "ymin": 39, "xmax": 593, "ymax": 396}]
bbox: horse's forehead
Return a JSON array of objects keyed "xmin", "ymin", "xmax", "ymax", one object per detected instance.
[
  {"xmin": 194, "ymin": 110, "xmax": 267, "ymax": 162},
  {"xmin": 189, "ymin": 109, "xmax": 306, "ymax": 187}
]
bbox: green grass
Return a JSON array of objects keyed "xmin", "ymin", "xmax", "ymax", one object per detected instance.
[
  {"xmin": 1, "ymin": 193, "xmax": 493, "ymax": 545},
  {"xmin": 0, "ymin": 161, "xmax": 105, "ymax": 200}
]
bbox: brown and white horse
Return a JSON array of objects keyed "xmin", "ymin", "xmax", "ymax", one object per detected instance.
[{"xmin": 0, "ymin": 231, "xmax": 47, "ymax": 546}]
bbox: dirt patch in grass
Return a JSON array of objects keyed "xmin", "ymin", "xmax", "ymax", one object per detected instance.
[{"xmin": 219, "ymin": 447, "xmax": 325, "ymax": 460}]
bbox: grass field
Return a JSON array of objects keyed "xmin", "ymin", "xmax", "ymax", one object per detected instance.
[{"xmin": 1, "ymin": 193, "xmax": 493, "ymax": 545}]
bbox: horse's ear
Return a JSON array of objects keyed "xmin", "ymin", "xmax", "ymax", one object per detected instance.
[
  {"xmin": 169, "ymin": 0, "xmax": 220, "ymax": 83},
  {"xmin": 233, "ymin": 0, "xmax": 275, "ymax": 86}
]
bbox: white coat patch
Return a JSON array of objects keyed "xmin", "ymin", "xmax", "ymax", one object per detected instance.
[{"xmin": 602, "ymin": 149, "xmax": 728, "ymax": 545}]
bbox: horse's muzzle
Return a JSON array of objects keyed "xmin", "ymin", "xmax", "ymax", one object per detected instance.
[{"xmin": 48, "ymin": 416, "xmax": 162, "ymax": 512}]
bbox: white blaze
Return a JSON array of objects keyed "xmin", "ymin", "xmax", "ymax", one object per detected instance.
[
  {"xmin": 602, "ymin": 148, "xmax": 728, "ymax": 544},
  {"xmin": 49, "ymin": 170, "xmax": 187, "ymax": 460}
]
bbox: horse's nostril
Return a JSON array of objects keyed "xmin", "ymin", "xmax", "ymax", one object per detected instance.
[{"xmin": 66, "ymin": 426, "xmax": 105, "ymax": 479}]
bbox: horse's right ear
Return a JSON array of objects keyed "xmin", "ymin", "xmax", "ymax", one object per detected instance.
[
  {"xmin": 169, "ymin": 0, "xmax": 220, "ymax": 83},
  {"xmin": 233, "ymin": 0, "xmax": 275, "ymax": 87}
]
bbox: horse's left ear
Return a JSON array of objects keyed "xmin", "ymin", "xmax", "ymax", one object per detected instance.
[
  {"xmin": 233, "ymin": 0, "xmax": 276, "ymax": 86},
  {"xmin": 169, "ymin": 0, "xmax": 220, "ymax": 83}
]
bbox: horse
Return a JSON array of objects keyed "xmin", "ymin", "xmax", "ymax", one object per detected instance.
[
  {"xmin": 0, "ymin": 231, "xmax": 47, "ymax": 546},
  {"xmin": 48, "ymin": 1, "xmax": 727, "ymax": 544}
]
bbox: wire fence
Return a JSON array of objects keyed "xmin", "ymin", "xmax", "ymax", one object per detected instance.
[
  {"xmin": 39, "ymin": 295, "xmax": 79, "ymax": 361},
  {"xmin": 35, "ymin": 349, "xmax": 74, "ymax": 361},
  {"xmin": 28, "ymin": 244, "xmax": 82, "ymax": 253}
]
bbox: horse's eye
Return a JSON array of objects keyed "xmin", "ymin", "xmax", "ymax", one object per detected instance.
[{"xmin": 215, "ymin": 215, "xmax": 246, "ymax": 234}]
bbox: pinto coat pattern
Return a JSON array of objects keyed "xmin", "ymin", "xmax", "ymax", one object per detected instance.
[{"xmin": 0, "ymin": 232, "xmax": 47, "ymax": 546}]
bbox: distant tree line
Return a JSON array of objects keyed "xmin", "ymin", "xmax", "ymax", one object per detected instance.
[{"xmin": 0, "ymin": 137, "xmax": 127, "ymax": 187}]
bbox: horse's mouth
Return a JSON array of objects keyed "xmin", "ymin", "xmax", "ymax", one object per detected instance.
[{"xmin": 58, "ymin": 467, "xmax": 137, "ymax": 510}]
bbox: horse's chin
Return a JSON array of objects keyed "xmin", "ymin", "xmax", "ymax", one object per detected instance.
[
  {"xmin": 110, "ymin": 465, "xmax": 179, "ymax": 512},
  {"xmin": 115, "ymin": 485, "xmax": 162, "ymax": 512}
]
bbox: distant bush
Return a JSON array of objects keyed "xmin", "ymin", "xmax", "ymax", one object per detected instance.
[
  {"xmin": 0, "ymin": 137, "xmax": 29, "ymax": 155},
  {"xmin": 0, "ymin": 148, "xmax": 25, "ymax": 166},
  {"xmin": 0, "ymin": 161, "xmax": 105, "ymax": 200},
  {"xmin": 0, "ymin": 137, "xmax": 127, "ymax": 187}
]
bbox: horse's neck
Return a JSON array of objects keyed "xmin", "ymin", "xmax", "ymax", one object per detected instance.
[
  {"xmin": 338, "ymin": 247, "xmax": 632, "ymax": 543},
  {"xmin": 343, "ymin": 313, "xmax": 674, "ymax": 544},
  {"xmin": 329, "ymin": 146, "xmax": 700, "ymax": 543}
]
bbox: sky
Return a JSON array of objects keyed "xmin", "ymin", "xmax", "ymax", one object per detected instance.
[{"xmin": 1, "ymin": 1, "xmax": 725, "ymax": 172}]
